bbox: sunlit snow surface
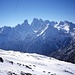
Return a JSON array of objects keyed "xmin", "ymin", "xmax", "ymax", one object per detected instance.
[
  {"xmin": 54, "ymin": 22, "xmax": 70, "ymax": 33},
  {"xmin": 0, "ymin": 49, "xmax": 75, "ymax": 75},
  {"xmin": 37, "ymin": 24, "xmax": 49, "ymax": 36}
]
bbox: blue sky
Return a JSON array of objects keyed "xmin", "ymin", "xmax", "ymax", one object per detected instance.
[{"xmin": 0, "ymin": 0, "xmax": 75, "ymax": 27}]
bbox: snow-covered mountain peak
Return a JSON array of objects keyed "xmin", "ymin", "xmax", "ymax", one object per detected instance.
[
  {"xmin": 54, "ymin": 21, "xmax": 70, "ymax": 33},
  {"xmin": 0, "ymin": 49, "xmax": 75, "ymax": 75}
]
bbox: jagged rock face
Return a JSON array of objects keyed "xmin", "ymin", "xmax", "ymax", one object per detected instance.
[
  {"xmin": 0, "ymin": 18, "xmax": 75, "ymax": 55},
  {"xmin": 50, "ymin": 42, "xmax": 75, "ymax": 63}
]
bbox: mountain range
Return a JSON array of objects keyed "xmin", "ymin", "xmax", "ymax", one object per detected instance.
[{"xmin": 0, "ymin": 18, "xmax": 75, "ymax": 56}]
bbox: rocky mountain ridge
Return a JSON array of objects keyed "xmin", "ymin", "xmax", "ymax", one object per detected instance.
[
  {"xmin": 50, "ymin": 42, "xmax": 75, "ymax": 63},
  {"xmin": 0, "ymin": 18, "xmax": 75, "ymax": 55}
]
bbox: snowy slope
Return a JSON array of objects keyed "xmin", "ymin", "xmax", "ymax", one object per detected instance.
[
  {"xmin": 0, "ymin": 49, "xmax": 75, "ymax": 75},
  {"xmin": 54, "ymin": 22, "xmax": 70, "ymax": 33}
]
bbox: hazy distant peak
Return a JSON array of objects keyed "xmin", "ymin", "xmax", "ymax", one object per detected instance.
[
  {"xmin": 23, "ymin": 19, "xmax": 29, "ymax": 25},
  {"xmin": 59, "ymin": 21, "xmax": 64, "ymax": 25},
  {"xmin": 33, "ymin": 18, "xmax": 38, "ymax": 22},
  {"xmin": 64, "ymin": 20, "xmax": 70, "ymax": 23},
  {"xmin": 44, "ymin": 20, "xmax": 50, "ymax": 24}
]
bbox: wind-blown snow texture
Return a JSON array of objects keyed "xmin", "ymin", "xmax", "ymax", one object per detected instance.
[
  {"xmin": 0, "ymin": 18, "xmax": 75, "ymax": 55},
  {"xmin": 0, "ymin": 49, "xmax": 75, "ymax": 75}
]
